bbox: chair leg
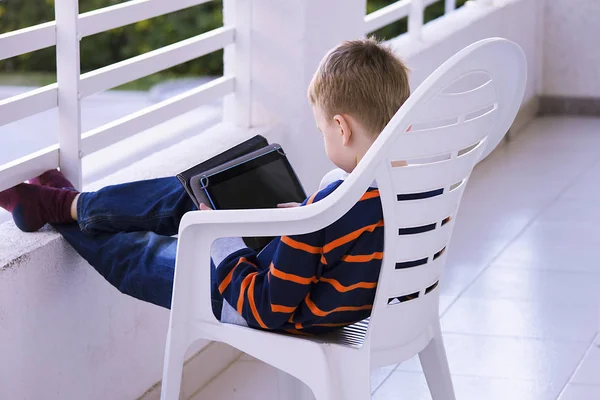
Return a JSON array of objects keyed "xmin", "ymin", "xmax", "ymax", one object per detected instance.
[
  {"xmin": 160, "ymin": 327, "xmax": 188, "ymax": 400},
  {"xmin": 277, "ymin": 370, "xmax": 315, "ymax": 400},
  {"xmin": 419, "ymin": 321, "xmax": 456, "ymax": 400}
]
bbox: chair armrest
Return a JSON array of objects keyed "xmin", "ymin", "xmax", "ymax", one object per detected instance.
[{"xmin": 178, "ymin": 203, "xmax": 331, "ymax": 240}]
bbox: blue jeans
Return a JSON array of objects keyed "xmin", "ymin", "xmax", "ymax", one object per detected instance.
[{"xmin": 52, "ymin": 177, "xmax": 223, "ymax": 318}]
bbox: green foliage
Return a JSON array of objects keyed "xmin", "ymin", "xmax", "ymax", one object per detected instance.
[
  {"xmin": 0, "ymin": 0, "xmax": 223, "ymax": 78},
  {"xmin": 0, "ymin": 0, "xmax": 56, "ymax": 74},
  {"xmin": 367, "ymin": 0, "xmax": 469, "ymax": 40},
  {"xmin": 0, "ymin": 0, "xmax": 467, "ymax": 87}
]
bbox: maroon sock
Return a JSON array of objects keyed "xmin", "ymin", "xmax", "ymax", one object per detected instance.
[
  {"xmin": 30, "ymin": 169, "xmax": 75, "ymax": 189},
  {"xmin": 0, "ymin": 184, "xmax": 78, "ymax": 232}
]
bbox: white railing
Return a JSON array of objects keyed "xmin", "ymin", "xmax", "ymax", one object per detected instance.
[
  {"xmin": 0, "ymin": 0, "xmax": 497, "ymax": 194},
  {"xmin": 365, "ymin": 0, "xmax": 494, "ymax": 38},
  {"xmin": 0, "ymin": 0, "xmax": 239, "ymax": 192}
]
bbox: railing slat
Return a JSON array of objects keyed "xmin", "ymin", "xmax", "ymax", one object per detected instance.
[
  {"xmin": 0, "ymin": 85, "xmax": 58, "ymax": 127},
  {"xmin": 80, "ymin": 27, "xmax": 235, "ymax": 98},
  {"xmin": 409, "ymin": 0, "xmax": 425, "ymax": 40},
  {"xmin": 0, "ymin": 22, "xmax": 56, "ymax": 61},
  {"xmin": 364, "ymin": 0, "xmax": 457, "ymax": 36},
  {"xmin": 364, "ymin": 0, "xmax": 411, "ymax": 34},
  {"xmin": 81, "ymin": 76, "xmax": 235, "ymax": 156},
  {"xmin": 55, "ymin": 0, "xmax": 83, "ymax": 190},
  {"xmin": 79, "ymin": 0, "xmax": 214, "ymax": 38},
  {"xmin": 223, "ymin": 0, "xmax": 252, "ymax": 127},
  {"xmin": 0, "ymin": 145, "xmax": 59, "ymax": 192}
]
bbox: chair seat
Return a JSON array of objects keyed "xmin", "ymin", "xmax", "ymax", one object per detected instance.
[
  {"xmin": 316, "ymin": 319, "xmax": 370, "ymax": 347},
  {"xmin": 217, "ymin": 318, "xmax": 370, "ymax": 348},
  {"xmin": 212, "ymin": 318, "xmax": 370, "ymax": 351}
]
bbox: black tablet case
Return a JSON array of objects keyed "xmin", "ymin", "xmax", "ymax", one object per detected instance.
[{"xmin": 176, "ymin": 135, "xmax": 269, "ymax": 208}]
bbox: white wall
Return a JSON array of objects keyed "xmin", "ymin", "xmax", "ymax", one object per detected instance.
[{"xmin": 542, "ymin": 0, "xmax": 600, "ymax": 98}]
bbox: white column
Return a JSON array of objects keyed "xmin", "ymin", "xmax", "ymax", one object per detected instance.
[
  {"xmin": 223, "ymin": 0, "xmax": 367, "ymax": 191},
  {"xmin": 409, "ymin": 0, "xmax": 425, "ymax": 41},
  {"xmin": 55, "ymin": 0, "xmax": 83, "ymax": 190},
  {"xmin": 445, "ymin": 0, "xmax": 456, "ymax": 14},
  {"xmin": 223, "ymin": 0, "xmax": 252, "ymax": 128}
]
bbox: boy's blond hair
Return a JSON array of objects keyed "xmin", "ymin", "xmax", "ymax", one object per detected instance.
[{"xmin": 308, "ymin": 38, "xmax": 410, "ymax": 137}]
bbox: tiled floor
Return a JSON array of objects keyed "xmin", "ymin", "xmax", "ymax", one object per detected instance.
[{"xmin": 192, "ymin": 117, "xmax": 600, "ymax": 400}]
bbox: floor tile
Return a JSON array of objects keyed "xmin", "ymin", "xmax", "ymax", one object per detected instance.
[
  {"xmin": 397, "ymin": 333, "xmax": 589, "ymax": 384},
  {"xmin": 192, "ymin": 360, "xmax": 399, "ymax": 399},
  {"xmin": 493, "ymin": 236, "xmax": 600, "ymax": 274},
  {"xmin": 563, "ymin": 178, "xmax": 600, "ymax": 201},
  {"xmin": 374, "ymin": 371, "xmax": 560, "ymax": 400},
  {"xmin": 439, "ymin": 295, "xmax": 456, "ymax": 315},
  {"xmin": 191, "ymin": 360, "xmax": 279, "ymax": 400},
  {"xmin": 181, "ymin": 342, "xmax": 241, "ymax": 399},
  {"xmin": 538, "ymin": 198, "xmax": 600, "ymax": 223},
  {"xmin": 558, "ymin": 384, "xmax": 600, "ymax": 400},
  {"xmin": 372, "ymin": 371, "xmax": 430, "ymax": 400},
  {"xmin": 370, "ymin": 365, "xmax": 397, "ymax": 393},
  {"xmin": 447, "ymin": 209, "xmax": 540, "ymax": 269},
  {"xmin": 562, "ymin": 160, "xmax": 600, "ymax": 201},
  {"xmin": 461, "ymin": 267, "xmax": 600, "ymax": 305},
  {"xmin": 439, "ymin": 265, "xmax": 485, "ymax": 297},
  {"xmin": 441, "ymin": 298, "xmax": 597, "ymax": 342},
  {"xmin": 522, "ymin": 220, "xmax": 600, "ymax": 247},
  {"xmin": 571, "ymin": 342, "xmax": 600, "ymax": 385}
]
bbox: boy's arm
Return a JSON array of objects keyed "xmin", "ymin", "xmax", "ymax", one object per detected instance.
[{"xmin": 215, "ymin": 230, "xmax": 323, "ymax": 330}]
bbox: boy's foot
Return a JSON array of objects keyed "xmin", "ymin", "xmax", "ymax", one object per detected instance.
[
  {"xmin": 0, "ymin": 184, "xmax": 78, "ymax": 232},
  {"xmin": 30, "ymin": 169, "xmax": 75, "ymax": 190}
]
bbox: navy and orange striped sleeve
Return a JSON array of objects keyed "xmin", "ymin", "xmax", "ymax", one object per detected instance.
[{"xmin": 214, "ymin": 183, "xmax": 339, "ymax": 330}]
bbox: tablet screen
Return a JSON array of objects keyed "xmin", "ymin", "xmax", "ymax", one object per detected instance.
[{"xmin": 206, "ymin": 149, "xmax": 306, "ymax": 210}]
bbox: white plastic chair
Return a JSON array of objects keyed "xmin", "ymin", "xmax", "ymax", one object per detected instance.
[{"xmin": 161, "ymin": 38, "xmax": 527, "ymax": 400}]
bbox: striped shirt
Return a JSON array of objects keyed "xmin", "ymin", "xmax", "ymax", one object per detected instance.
[{"xmin": 215, "ymin": 179, "xmax": 384, "ymax": 335}]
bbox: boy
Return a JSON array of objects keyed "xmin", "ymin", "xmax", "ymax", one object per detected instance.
[{"xmin": 0, "ymin": 38, "xmax": 410, "ymax": 334}]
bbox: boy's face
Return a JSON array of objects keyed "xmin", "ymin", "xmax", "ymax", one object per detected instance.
[{"xmin": 312, "ymin": 104, "xmax": 355, "ymax": 172}]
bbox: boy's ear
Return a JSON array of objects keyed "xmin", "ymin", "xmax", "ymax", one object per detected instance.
[{"xmin": 333, "ymin": 114, "xmax": 352, "ymax": 146}]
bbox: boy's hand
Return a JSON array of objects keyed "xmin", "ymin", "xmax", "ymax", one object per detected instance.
[
  {"xmin": 277, "ymin": 202, "xmax": 301, "ymax": 208},
  {"xmin": 199, "ymin": 203, "xmax": 213, "ymax": 211}
]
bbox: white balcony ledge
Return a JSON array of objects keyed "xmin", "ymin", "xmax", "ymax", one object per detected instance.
[{"xmin": 0, "ymin": 117, "xmax": 268, "ymax": 400}]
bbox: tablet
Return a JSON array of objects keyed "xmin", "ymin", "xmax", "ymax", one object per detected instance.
[
  {"xmin": 189, "ymin": 145, "xmax": 306, "ymax": 251},
  {"xmin": 190, "ymin": 144, "xmax": 307, "ymax": 211}
]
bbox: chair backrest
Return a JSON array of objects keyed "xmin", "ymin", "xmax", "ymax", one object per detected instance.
[{"xmin": 361, "ymin": 38, "xmax": 527, "ymax": 354}]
